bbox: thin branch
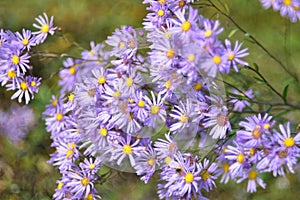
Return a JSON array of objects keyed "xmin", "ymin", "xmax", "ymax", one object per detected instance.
[{"xmin": 207, "ymin": 0, "xmax": 299, "ymax": 83}]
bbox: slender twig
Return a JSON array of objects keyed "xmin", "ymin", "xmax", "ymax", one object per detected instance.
[{"xmin": 207, "ymin": 0, "xmax": 299, "ymax": 83}]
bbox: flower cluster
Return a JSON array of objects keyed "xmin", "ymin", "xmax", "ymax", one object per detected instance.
[
  {"xmin": 260, "ymin": 0, "xmax": 300, "ymax": 22},
  {"xmin": 217, "ymin": 114, "xmax": 300, "ymax": 193},
  {"xmin": 0, "ymin": 13, "xmax": 56, "ymax": 104},
  {"xmin": 0, "ymin": 103, "xmax": 35, "ymax": 142},
  {"xmin": 42, "ymin": 0, "xmax": 252, "ymax": 199}
]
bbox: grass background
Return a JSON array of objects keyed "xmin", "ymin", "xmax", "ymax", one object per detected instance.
[{"xmin": 0, "ymin": 0, "xmax": 300, "ymax": 199}]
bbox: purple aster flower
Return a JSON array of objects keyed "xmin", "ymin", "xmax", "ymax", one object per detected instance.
[
  {"xmin": 198, "ymin": 18, "xmax": 224, "ymax": 44},
  {"xmin": 14, "ymin": 29, "xmax": 36, "ymax": 51},
  {"xmin": 130, "ymin": 90, "xmax": 150, "ymax": 122},
  {"xmin": 65, "ymin": 167, "xmax": 97, "ymax": 199},
  {"xmin": 275, "ymin": 122, "xmax": 300, "ymax": 153},
  {"xmin": 44, "ymin": 100, "xmax": 71, "ymax": 134},
  {"xmin": 7, "ymin": 50, "xmax": 31, "ymax": 76},
  {"xmin": 79, "ymin": 157, "xmax": 102, "ymax": 175},
  {"xmin": 229, "ymin": 88, "xmax": 254, "ymax": 112},
  {"xmin": 143, "ymin": 1, "xmax": 169, "ymax": 29},
  {"xmin": 32, "ymin": 13, "xmax": 57, "ymax": 44},
  {"xmin": 278, "ymin": 0, "xmax": 299, "ymax": 22},
  {"xmin": 203, "ymin": 107, "xmax": 231, "ymax": 139},
  {"xmin": 154, "ymin": 133, "xmax": 178, "ymax": 163},
  {"xmin": 49, "ymin": 140, "xmax": 80, "ymax": 171},
  {"xmin": 236, "ymin": 113, "xmax": 275, "ymax": 148},
  {"xmin": 144, "ymin": 91, "xmax": 167, "ymax": 128},
  {"xmin": 58, "ymin": 58, "xmax": 80, "ymax": 94},
  {"xmin": 109, "ymin": 134, "xmax": 142, "ymax": 167},
  {"xmin": 224, "ymin": 39, "xmax": 249, "ymax": 71},
  {"xmin": 198, "ymin": 158, "xmax": 218, "ymax": 192},
  {"xmin": 225, "ymin": 141, "xmax": 249, "ymax": 178},
  {"xmin": 134, "ymin": 144, "xmax": 158, "ymax": 183},
  {"xmin": 236, "ymin": 168, "xmax": 266, "ymax": 193},
  {"xmin": 158, "ymin": 152, "xmax": 202, "ymax": 199},
  {"xmin": 169, "ymin": 99, "xmax": 197, "ymax": 134},
  {"xmin": 105, "ymin": 26, "xmax": 138, "ymax": 58},
  {"xmin": 9, "ymin": 76, "xmax": 41, "ymax": 104},
  {"xmin": 169, "ymin": 6, "xmax": 199, "ymax": 40}
]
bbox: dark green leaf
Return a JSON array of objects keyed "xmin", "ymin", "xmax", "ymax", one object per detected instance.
[
  {"xmin": 282, "ymin": 84, "xmax": 289, "ymax": 102},
  {"xmin": 253, "ymin": 63, "xmax": 259, "ymax": 72}
]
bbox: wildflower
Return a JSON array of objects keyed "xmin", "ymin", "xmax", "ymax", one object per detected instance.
[
  {"xmin": 10, "ymin": 76, "xmax": 41, "ymax": 104},
  {"xmin": 237, "ymin": 168, "xmax": 266, "ymax": 193},
  {"xmin": 229, "ymin": 88, "xmax": 253, "ymax": 112},
  {"xmin": 224, "ymin": 39, "xmax": 249, "ymax": 71},
  {"xmin": 33, "ymin": 13, "xmax": 57, "ymax": 44}
]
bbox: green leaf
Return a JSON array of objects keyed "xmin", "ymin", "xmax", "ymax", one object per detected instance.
[
  {"xmin": 282, "ymin": 77, "xmax": 294, "ymax": 86},
  {"xmin": 253, "ymin": 63, "xmax": 259, "ymax": 72},
  {"xmin": 253, "ymin": 76, "xmax": 265, "ymax": 83},
  {"xmin": 228, "ymin": 29, "xmax": 238, "ymax": 38},
  {"xmin": 282, "ymin": 84, "xmax": 289, "ymax": 102}
]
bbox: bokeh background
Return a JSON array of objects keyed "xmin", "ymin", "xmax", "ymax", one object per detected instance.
[{"xmin": 0, "ymin": 0, "xmax": 300, "ymax": 199}]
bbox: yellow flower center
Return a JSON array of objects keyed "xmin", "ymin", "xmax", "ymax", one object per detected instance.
[
  {"xmin": 223, "ymin": 163, "xmax": 229, "ymax": 173},
  {"xmin": 113, "ymin": 91, "xmax": 121, "ymax": 98},
  {"xmin": 86, "ymin": 194, "xmax": 93, "ymax": 200},
  {"xmin": 179, "ymin": 0, "xmax": 186, "ymax": 8},
  {"xmin": 252, "ymin": 126, "xmax": 262, "ymax": 139},
  {"xmin": 138, "ymin": 100, "xmax": 145, "ymax": 108},
  {"xmin": 52, "ymin": 99, "xmax": 58, "ymax": 107},
  {"xmin": 89, "ymin": 163, "xmax": 95, "ymax": 169},
  {"xmin": 228, "ymin": 53, "xmax": 235, "ymax": 61},
  {"xmin": 81, "ymin": 177, "xmax": 90, "ymax": 186},
  {"xmin": 99, "ymin": 128, "xmax": 108, "ymax": 136},
  {"xmin": 11, "ymin": 55, "xmax": 20, "ymax": 65},
  {"xmin": 284, "ymin": 0, "xmax": 292, "ymax": 6},
  {"xmin": 31, "ymin": 81, "xmax": 36, "ymax": 87},
  {"xmin": 7, "ymin": 69, "xmax": 16, "ymax": 78},
  {"xmin": 248, "ymin": 170, "xmax": 258, "ymax": 180},
  {"xmin": 150, "ymin": 105, "xmax": 160, "ymax": 115},
  {"xmin": 193, "ymin": 82, "xmax": 202, "ymax": 91},
  {"xmin": 123, "ymin": 145, "xmax": 132, "ymax": 154},
  {"xmin": 263, "ymin": 123, "xmax": 270, "ymax": 130},
  {"xmin": 187, "ymin": 53, "xmax": 195, "ymax": 62},
  {"xmin": 182, "ymin": 21, "xmax": 191, "ymax": 32},
  {"xmin": 126, "ymin": 77, "xmax": 133, "ymax": 87},
  {"xmin": 56, "ymin": 113, "xmax": 63, "ymax": 121},
  {"xmin": 166, "ymin": 48, "xmax": 175, "ymax": 59},
  {"xmin": 284, "ymin": 137, "xmax": 295, "ymax": 147},
  {"xmin": 180, "ymin": 114, "xmax": 188, "ymax": 123},
  {"xmin": 249, "ymin": 148, "xmax": 256, "ymax": 156},
  {"xmin": 184, "ymin": 172, "xmax": 194, "ymax": 183},
  {"xmin": 57, "ymin": 181, "xmax": 63, "ymax": 190},
  {"xmin": 164, "ymin": 32, "xmax": 171, "ymax": 39},
  {"xmin": 69, "ymin": 67, "xmax": 76, "ymax": 75},
  {"xmin": 200, "ymin": 170, "xmax": 210, "ymax": 181},
  {"xmin": 165, "ymin": 80, "xmax": 172, "ymax": 89},
  {"xmin": 157, "ymin": 9, "xmax": 165, "ymax": 17},
  {"xmin": 158, "ymin": 0, "xmax": 166, "ymax": 4},
  {"xmin": 41, "ymin": 24, "xmax": 50, "ymax": 33},
  {"xmin": 119, "ymin": 41, "xmax": 125, "ymax": 49},
  {"xmin": 98, "ymin": 76, "xmax": 106, "ymax": 84},
  {"xmin": 213, "ymin": 55, "xmax": 222, "ymax": 65},
  {"xmin": 205, "ymin": 30, "xmax": 212, "ymax": 38},
  {"xmin": 20, "ymin": 81, "xmax": 28, "ymax": 90},
  {"xmin": 68, "ymin": 93, "xmax": 75, "ymax": 101},
  {"xmin": 237, "ymin": 153, "xmax": 245, "ymax": 163},
  {"xmin": 22, "ymin": 39, "xmax": 29, "ymax": 45},
  {"xmin": 165, "ymin": 156, "xmax": 172, "ymax": 165},
  {"xmin": 147, "ymin": 157, "xmax": 155, "ymax": 166}
]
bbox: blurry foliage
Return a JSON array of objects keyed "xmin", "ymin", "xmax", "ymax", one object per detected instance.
[{"xmin": 0, "ymin": 0, "xmax": 300, "ymax": 199}]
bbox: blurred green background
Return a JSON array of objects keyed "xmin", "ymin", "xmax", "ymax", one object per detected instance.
[{"xmin": 0, "ymin": 0, "xmax": 300, "ymax": 199}]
